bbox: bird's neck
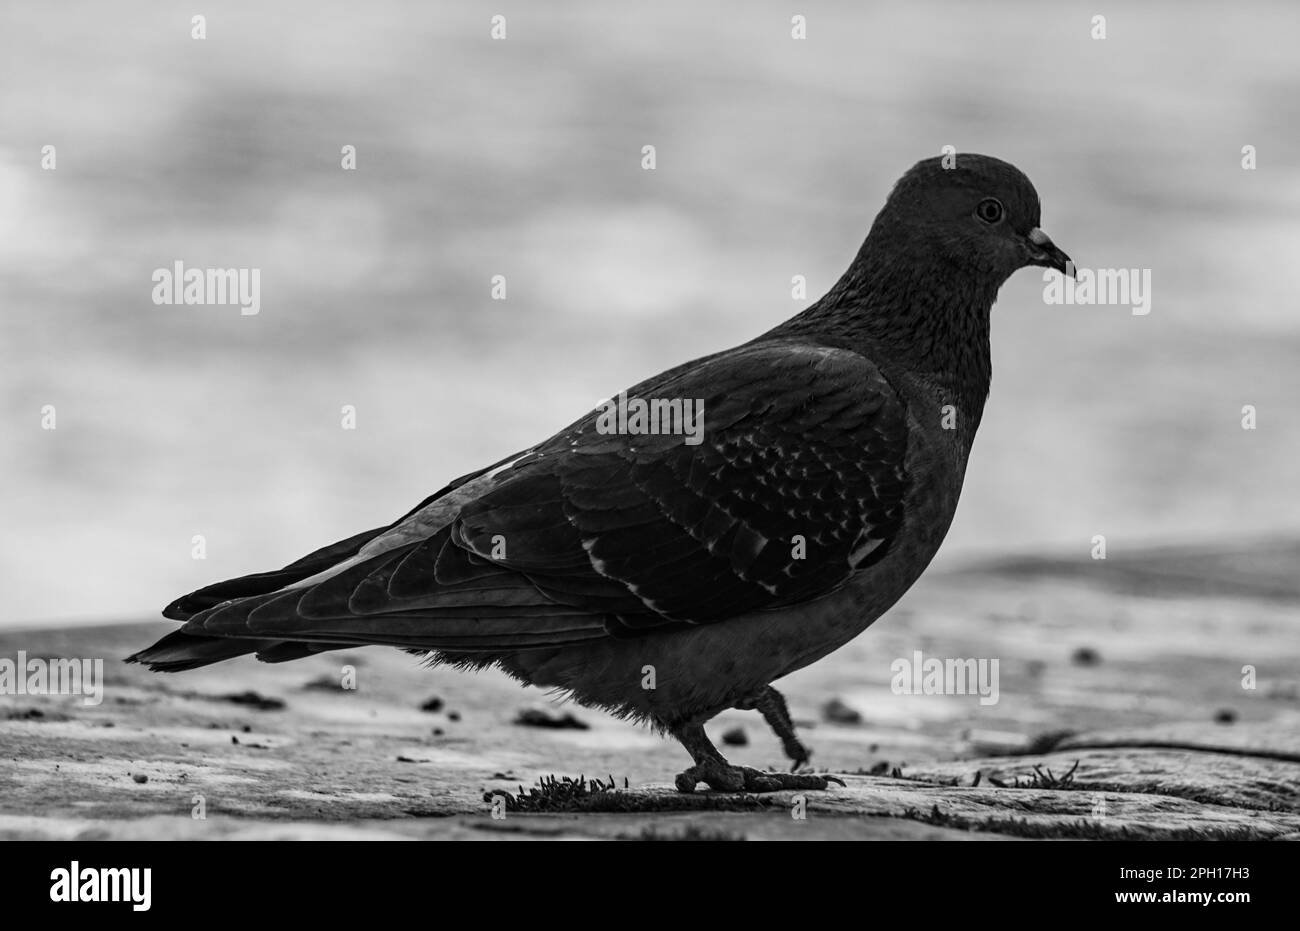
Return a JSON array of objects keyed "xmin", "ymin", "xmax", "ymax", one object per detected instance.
[{"xmin": 769, "ymin": 246, "xmax": 998, "ymax": 439}]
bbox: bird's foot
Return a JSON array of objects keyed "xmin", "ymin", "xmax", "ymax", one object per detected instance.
[
  {"xmin": 673, "ymin": 763, "xmax": 844, "ymax": 794},
  {"xmin": 736, "ymin": 684, "xmax": 812, "ymax": 771}
]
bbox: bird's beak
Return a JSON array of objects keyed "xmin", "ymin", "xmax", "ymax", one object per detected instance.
[{"xmin": 1026, "ymin": 227, "xmax": 1073, "ymax": 277}]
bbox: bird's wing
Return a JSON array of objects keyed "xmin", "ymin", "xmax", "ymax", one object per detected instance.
[{"xmin": 178, "ymin": 342, "xmax": 911, "ymax": 650}]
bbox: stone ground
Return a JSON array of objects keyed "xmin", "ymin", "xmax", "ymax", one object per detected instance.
[{"xmin": 2, "ymin": 540, "xmax": 1297, "ymax": 840}]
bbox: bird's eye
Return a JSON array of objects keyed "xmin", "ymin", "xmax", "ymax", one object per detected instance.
[{"xmin": 975, "ymin": 198, "xmax": 1004, "ymax": 224}]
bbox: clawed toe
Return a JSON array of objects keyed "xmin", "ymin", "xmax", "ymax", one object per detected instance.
[
  {"xmin": 738, "ymin": 767, "xmax": 844, "ymax": 792},
  {"xmin": 674, "ymin": 762, "xmax": 843, "ymax": 794},
  {"xmin": 674, "ymin": 763, "xmax": 744, "ymax": 793}
]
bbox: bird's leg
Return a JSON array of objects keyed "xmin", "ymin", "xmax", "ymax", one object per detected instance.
[
  {"xmin": 735, "ymin": 685, "xmax": 811, "ymax": 772},
  {"xmin": 671, "ymin": 721, "xmax": 843, "ymax": 794},
  {"xmin": 672, "ymin": 723, "xmax": 744, "ymax": 793}
]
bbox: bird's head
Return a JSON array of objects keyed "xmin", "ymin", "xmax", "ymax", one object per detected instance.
[{"xmin": 871, "ymin": 153, "xmax": 1072, "ymax": 284}]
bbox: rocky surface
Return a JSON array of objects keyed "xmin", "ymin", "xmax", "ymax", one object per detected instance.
[{"xmin": 2, "ymin": 542, "xmax": 1297, "ymax": 840}]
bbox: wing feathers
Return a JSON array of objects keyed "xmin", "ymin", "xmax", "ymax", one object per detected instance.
[{"xmin": 149, "ymin": 343, "xmax": 911, "ymax": 661}]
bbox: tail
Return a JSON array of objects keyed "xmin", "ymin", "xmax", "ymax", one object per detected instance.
[
  {"xmin": 159, "ymin": 525, "xmax": 387, "ymax": 621},
  {"xmin": 126, "ymin": 630, "xmax": 264, "ymax": 671},
  {"xmin": 128, "ymin": 466, "xmax": 507, "ymax": 673},
  {"xmin": 128, "ymin": 526, "xmax": 390, "ymax": 671},
  {"xmin": 126, "ymin": 629, "xmax": 348, "ymax": 671}
]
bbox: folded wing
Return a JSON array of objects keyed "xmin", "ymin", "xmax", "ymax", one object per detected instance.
[{"xmin": 139, "ymin": 342, "xmax": 911, "ymax": 665}]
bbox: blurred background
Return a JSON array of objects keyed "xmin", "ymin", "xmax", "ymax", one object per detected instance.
[{"xmin": 1, "ymin": 0, "xmax": 1297, "ymax": 628}]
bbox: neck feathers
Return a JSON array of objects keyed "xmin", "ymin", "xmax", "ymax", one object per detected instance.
[{"xmin": 767, "ymin": 239, "xmax": 998, "ymax": 437}]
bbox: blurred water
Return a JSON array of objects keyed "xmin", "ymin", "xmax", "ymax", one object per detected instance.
[{"xmin": 2, "ymin": 1, "xmax": 1298, "ymax": 626}]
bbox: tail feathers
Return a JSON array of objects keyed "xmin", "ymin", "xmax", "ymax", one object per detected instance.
[
  {"xmin": 164, "ymin": 571, "xmax": 313, "ymax": 621},
  {"xmin": 126, "ymin": 630, "xmax": 268, "ymax": 671},
  {"xmin": 126, "ymin": 630, "xmax": 356, "ymax": 671},
  {"xmin": 254, "ymin": 641, "xmax": 354, "ymax": 663},
  {"xmin": 143, "ymin": 470, "xmax": 521, "ymax": 668},
  {"xmin": 163, "ymin": 525, "xmax": 390, "ymax": 620}
]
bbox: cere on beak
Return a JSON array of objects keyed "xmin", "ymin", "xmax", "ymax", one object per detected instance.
[{"xmin": 1027, "ymin": 227, "xmax": 1074, "ymax": 277}]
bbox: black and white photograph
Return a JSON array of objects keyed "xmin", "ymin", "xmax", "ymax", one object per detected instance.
[{"xmin": 1, "ymin": 0, "xmax": 1296, "ymax": 897}]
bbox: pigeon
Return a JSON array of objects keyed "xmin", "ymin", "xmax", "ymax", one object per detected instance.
[{"xmin": 129, "ymin": 153, "xmax": 1071, "ymax": 793}]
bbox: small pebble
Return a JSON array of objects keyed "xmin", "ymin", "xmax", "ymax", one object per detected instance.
[
  {"xmin": 220, "ymin": 690, "xmax": 286, "ymax": 711},
  {"xmin": 1071, "ymin": 646, "xmax": 1101, "ymax": 666},
  {"xmin": 1214, "ymin": 708, "xmax": 1237, "ymax": 724},
  {"xmin": 301, "ymin": 675, "xmax": 342, "ymax": 692},
  {"xmin": 132, "ymin": 773, "xmax": 148, "ymax": 784},
  {"xmin": 513, "ymin": 706, "xmax": 589, "ymax": 730},
  {"xmin": 822, "ymin": 697, "xmax": 862, "ymax": 724},
  {"xmin": 720, "ymin": 726, "xmax": 748, "ymax": 746}
]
